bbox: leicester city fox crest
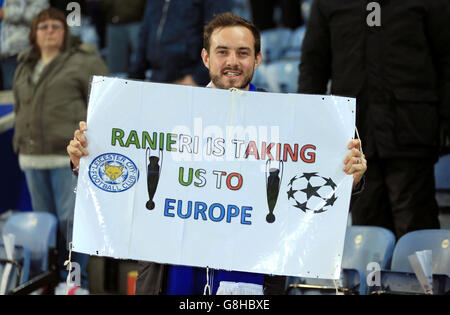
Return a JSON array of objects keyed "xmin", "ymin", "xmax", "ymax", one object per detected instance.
[{"xmin": 89, "ymin": 153, "xmax": 139, "ymax": 192}]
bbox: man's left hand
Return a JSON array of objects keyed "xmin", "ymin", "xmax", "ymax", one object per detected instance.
[{"xmin": 344, "ymin": 139, "xmax": 367, "ymax": 189}]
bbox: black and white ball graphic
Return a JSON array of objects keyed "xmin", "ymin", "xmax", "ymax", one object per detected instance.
[{"xmin": 287, "ymin": 172, "xmax": 338, "ymax": 214}]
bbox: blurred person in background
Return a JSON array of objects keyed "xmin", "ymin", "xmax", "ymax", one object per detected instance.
[
  {"xmin": 298, "ymin": 0, "xmax": 450, "ymax": 239},
  {"xmin": 249, "ymin": 0, "xmax": 304, "ymax": 31},
  {"xmin": 99, "ymin": 0, "xmax": 146, "ymax": 75},
  {"xmin": 12, "ymin": 7, "xmax": 108, "ymax": 289},
  {"xmin": 0, "ymin": 0, "xmax": 49, "ymax": 90},
  {"xmin": 128, "ymin": 0, "xmax": 233, "ymax": 87}
]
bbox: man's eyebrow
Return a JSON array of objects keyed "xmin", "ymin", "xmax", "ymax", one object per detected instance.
[
  {"xmin": 215, "ymin": 46, "xmax": 229, "ymax": 50},
  {"xmin": 214, "ymin": 46, "xmax": 252, "ymax": 51}
]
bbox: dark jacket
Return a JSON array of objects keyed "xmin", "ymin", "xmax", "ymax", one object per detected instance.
[
  {"xmin": 13, "ymin": 37, "xmax": 108, "ymax": 155},
  {"xmin": 298, "ymin": 0, "xmax": 450, "ymax": 159},
  {"xmin": 128, "ymin": 0, "xmax": 233, "ymax": 85},
  {"xmin": 99, "ymin": 0, "xmax": 147, "ymax": 24}
]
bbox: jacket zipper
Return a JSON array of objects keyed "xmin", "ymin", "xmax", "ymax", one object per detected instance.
[{"xmin": 155, "ymin": 0, "xmax": 171, "ymax": 60}]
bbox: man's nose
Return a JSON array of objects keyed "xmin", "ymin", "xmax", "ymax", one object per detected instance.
[{"xmin": 226, "ymin": 52, "xmax": 238, "ymax": 66}]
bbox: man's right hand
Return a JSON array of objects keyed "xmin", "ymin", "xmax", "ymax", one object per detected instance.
[{"xmin": 67, "ymin": 121, "xmax": 89, "ymax": 169}]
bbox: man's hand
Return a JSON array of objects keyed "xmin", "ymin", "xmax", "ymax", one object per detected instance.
[
  {"xmin": 67, "ymin": 121, "xmax": 89, "ymax": 169},
  {"xmin": 343, "ymin": 139, "xmax": 367, "ymax": 189},
  {"xmin": 173, "ymin": 75, "xmax": 197, "ymax": 86}
]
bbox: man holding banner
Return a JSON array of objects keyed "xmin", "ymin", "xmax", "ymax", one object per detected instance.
[{"xmin": 67, "ymin": 13, "xmax": 367, "ymax": 295}]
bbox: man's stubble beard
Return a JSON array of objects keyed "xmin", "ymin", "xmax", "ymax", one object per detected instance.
[{"xmin": 210, "ymin": 67, "xmax": 255, "ymax": 90}]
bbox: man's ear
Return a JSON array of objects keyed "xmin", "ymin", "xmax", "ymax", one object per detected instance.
[
  {"xmin": 254, "ymin": 51, "xmax": 262, "ymax": 69},
  {"xmin": 201, "ymin": 48, "xmax": 210, "ymax": 69}
]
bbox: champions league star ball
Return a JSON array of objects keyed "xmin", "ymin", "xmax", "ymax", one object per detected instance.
[{"xmin": 286, "ymin": 172, "xmax": 338, "ymax": 214}]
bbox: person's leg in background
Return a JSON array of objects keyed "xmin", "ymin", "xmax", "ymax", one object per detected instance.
[
  {"xmin": 106, "ymin": 23, "xmax": 128, "ymax": 75},
  {"xmin": 351, "ymin": 155, "xmax": 396, "ymax": 234},
  {"xmin": 127, "ymin": 22, "xmax": 141, "ymax": 74},
  {"xmin": 384, "ymin": 158, "xmax": 440, "ymax": 239},
  {"xmin": 0, "ymin": 55, "xmax": 18, "ymax": 90},
  {"xmin": 50, "ymin": 166, "xmax": 90, "ymax": 289},
  {"xmin": 84, "ymin": 0, "xmax": 107, "ymax": 50},
  {"xmin": 23, "ymin": 168, "xmax": 58, "ymax": 277},
  {"xmin": 23, "ymin": 169, "xmax": 55, "ymax": 214},
  {"xmin": 135, "ymin": 261, "xmax": 167, "ymax": 295}
]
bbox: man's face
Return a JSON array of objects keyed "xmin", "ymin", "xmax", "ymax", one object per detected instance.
[{"xmin": 202, "ymin": 26, "xmax": 262, "ymax": 90}]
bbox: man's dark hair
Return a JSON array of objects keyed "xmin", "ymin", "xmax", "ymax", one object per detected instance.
[{"xmin": 204, "ymin": 12, "xmax": 261, "ymax": 56}]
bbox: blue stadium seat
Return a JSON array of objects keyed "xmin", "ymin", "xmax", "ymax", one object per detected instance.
[
  {"xmin": 434, "ymin": 155, "xmax": 450, "ymax": 208},
  {"xmin": 287, "ymin": 225, "xmax": 395, "ymax": 295},
  {"xmin": 342, "ymin": 225, "xmax": 396, "ymax": 272},
  {"xmin": 368, "ymin": 229, "xmax": 450, "ymax": 295},
  {"xmin": 2, "ymin": 213, "xmax": 57, "ymax": 278},
  {"xmin": 390, "ymin": 229, "xmax": 450, "ymax": 275},
  {"xmin": 264, "ymin": 60, "xmax": 300, "ymax": 93},
  {"xmin": 260, "ymin": 28, "xmax": 292, "ymax": 63},
  {"xmin": 341, "ymin": 226, "xmax": 396, "ymax": 295},
  {"xmin": 0, "ymin": 244, "xmax": 30, "ymax": 293},
  {"xmin": 232, "ymin": 0, "xmax": 252, "ymax": 22},
  {"xmin": 282, "ymin": 26, "xmax": 306, "ymax": 60},
  {"xmin": 435, "ymin": 155, "xmax": 450, "ymax": 191},
  {"xmin": 434, "ymin": 154, "xmax": 450, "ymax": 193},
  {"xmin": 252, "ymin": 64, "xmax": 270, "ymax": 92}
]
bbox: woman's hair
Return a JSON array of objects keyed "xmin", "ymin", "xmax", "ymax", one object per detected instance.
[
  {"xmin": 29, "ymin": 8, "xmax": 69, "ymax": 55},
  {"xmin": 203, "ymin": 12, "xmax": 261, "ymax": 56}
]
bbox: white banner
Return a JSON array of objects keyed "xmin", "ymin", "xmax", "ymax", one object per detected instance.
[{"xmin": 73, "ymin": 77, "xmax": 356, "ymax": 279}]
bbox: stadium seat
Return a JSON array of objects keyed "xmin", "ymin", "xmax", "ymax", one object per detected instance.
[
  {"xmin": 282, "ymin": 26, "xmax": 306, "ymax": 60},
  {"xmin": 0, "ymin": 244, "xmax": 30, "ymax": 293},
  {"xmin": 368, "ymin": 229, "xmax": 450, "ymax": 295},
  {"xmin": 252, "ymin": 64, "xmax": 270, "ymax": 92},
  {"xmin": 390, "ymin": 229, "xmax": 449, "ymax": 275},
  {"xmin": 288, "ymin": 225, "xmax": 395, "ymax": 295},
  {"xmin": 265, "ymin": 60, "xmax": 300, "ymax": 93},
  {"xmin": 232, "ymin": 0, "xmax": 252, "ymax": 22},
  {"xmin": 435, "ymin": 155, "xmax": 450, "ymax": 208},
  {"xmin": 342, "ymin": 225, "xmax": 396, "ymax": 272},
  {"xmin": 260, "ymin": 28, "xmax": 292, "ymax": 63},
  {"xmin": 2, "ymin": 212, "xmax": 57, "ymax": 278},
  {"xmin": 435, "ymin": 155, "xmax": 450, "ymax": 191}
]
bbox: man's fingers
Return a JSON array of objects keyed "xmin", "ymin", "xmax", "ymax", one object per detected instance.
[
  {"xmin": 67, "ymin": 144, "xmax": 81, "ymax": 158},
  {"xmin": 343, "ymin": 155, "xmax": 367, "ymax": 174},
  {"xmin": 68, "ymin": 140, "xmax": 89, "ymax": 157},
  {"xmin": 346, "ymin": 163, "xmax": 365, "ymax": 174},
  {"xmin": 68, "ymin": 122, "xmax": 89, "ymax": 169},
  {"xmin": 347, "ymin": 139, "xmax": 361, "ymax": 150},
  {"xmin": 344, "ymin": 148, "xmax": 363, "ymax": 164},
  {"xmin": 345, "ymin": 139, "xmax": 366, "ymax": 187},
  {"xmin": 79, "ymin": 121, "xmax": 87, "ymax": 132},
  {"xmin": 74, "ymin": 129, "xmax": 88, "ymax": 147}
]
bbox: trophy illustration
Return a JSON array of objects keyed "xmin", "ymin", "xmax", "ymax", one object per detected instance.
[
  {"xmin": 265, "ymin": 159, "xmax": 283, "ymax": 223},
  {"xmin": 145, "ymin": 147, "xmax": 163, "ymax": 210}
]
